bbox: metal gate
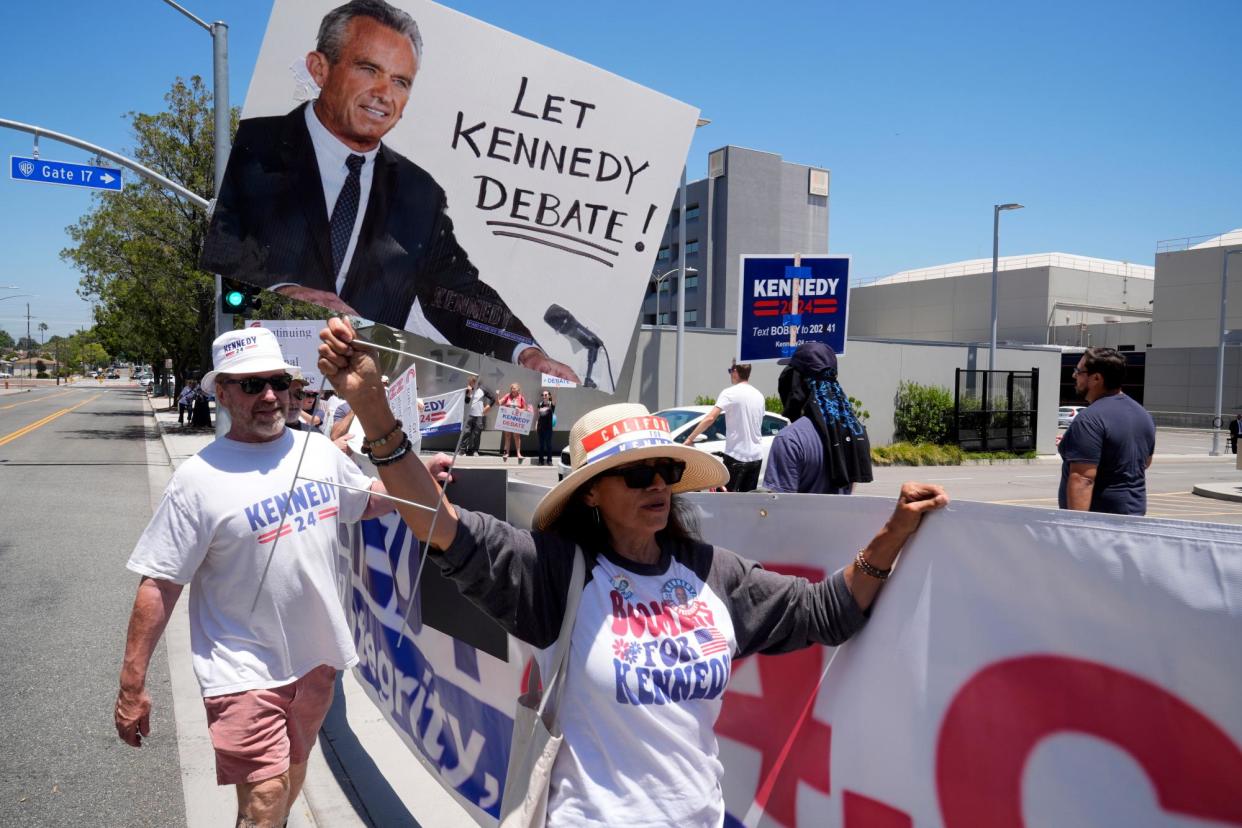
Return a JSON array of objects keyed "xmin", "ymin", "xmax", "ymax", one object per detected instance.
[{"xmin": 953, "ymin": 368, "xmax": 1039, "ymax": 452}]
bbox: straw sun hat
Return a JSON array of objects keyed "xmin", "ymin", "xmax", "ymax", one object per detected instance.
[{"xmin": 531, "ymin": 403, "xmax": 728, "ymax": 531}]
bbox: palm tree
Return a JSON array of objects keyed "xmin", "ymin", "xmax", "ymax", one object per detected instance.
[{"xmin": 37, "ymin": 322, "xmax": 47, "ymax": 349}]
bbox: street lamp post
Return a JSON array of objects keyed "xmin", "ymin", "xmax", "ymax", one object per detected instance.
[
  {"xmin": 652, "ymin": 266, "xmax": 696, "ymax": 329},
  {"xmin": 162, "ymin": 0, "xmax": 230, "ymax": 340},
  {"xmin": 1211, "ymin": 249, "xmax": 1242, "ymax": 456},
  {"xmin": 674, "ymin": 118, "xmax": 711, "ymax": 407},
  {"xmin": 989, "ymin": 203, "xmax": 1024, "ymax": 371}
]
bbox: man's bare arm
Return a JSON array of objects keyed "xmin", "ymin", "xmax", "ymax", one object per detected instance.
[
  {"xmin": 684, "ymin": 406, "xmax": 722, "ymax": 445},
  {"xmin": 115, "ymin": 577, "xmax": 183, "ymax": 747},
  {"xmin": 1066, "ymin": 461, "xmax": 1098, "ymax": 511}
]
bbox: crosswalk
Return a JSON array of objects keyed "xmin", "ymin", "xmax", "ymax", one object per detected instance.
[{"xmin": 991, "ymin": 490, "xmax": 1241, "ymax": 520}]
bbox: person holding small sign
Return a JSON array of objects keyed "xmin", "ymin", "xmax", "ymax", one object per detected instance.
[
  {"xmin": 498, "ymin": 382, "xmax": 531, "ymax": 463},
  {"xmin": 317, "ymin": 317, "xmax": 949, "ymax": 828}
]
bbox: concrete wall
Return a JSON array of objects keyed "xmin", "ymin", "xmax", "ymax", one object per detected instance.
[
  {"xmin": 849, "ymin": 267, "xmax": 1153, "ymax": 345},
  {"xmin": 626, "ymin": 328, "xmax": 1061, "ymax": 454},
  {"xmin": 1144, "ymin": 346, "xmax": 1242, "ymax": 416},
  {"xmin": 1048, "ymin": 320, "xmax": 1152, "ymax": 349},
  {"xmin": 1152, "ymin": 243, "xmax": 1242, "ymax": 348}
]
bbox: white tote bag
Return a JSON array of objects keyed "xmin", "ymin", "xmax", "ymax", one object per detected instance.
[{"xmin": 498, "ymin": 547, "xmax": 585, "ymax": 828}]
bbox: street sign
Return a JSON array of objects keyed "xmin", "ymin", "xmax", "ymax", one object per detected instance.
[
  {"xmin": 736, "ymin": 254, "xmax": 850, "ymax": 362},
  {"xmin": 10, "ymin": 155, "xmax": 123, "ymax": 191}
]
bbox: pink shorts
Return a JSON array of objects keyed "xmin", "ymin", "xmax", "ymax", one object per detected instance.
[{"xmin": 203, "ymin": 665, "xmax": 338, "ymax": 785}]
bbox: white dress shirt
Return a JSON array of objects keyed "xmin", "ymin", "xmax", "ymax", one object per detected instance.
[{"xmin": 303, "ymin": 104, "xmax": 531, "ymax": 364}]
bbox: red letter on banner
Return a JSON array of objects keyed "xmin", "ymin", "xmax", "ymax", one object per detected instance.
[{"xmin": 936, "ymin": 655, "xmax": 1242, "ymax": 826}]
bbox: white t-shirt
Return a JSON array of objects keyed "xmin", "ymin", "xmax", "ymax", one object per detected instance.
[
  {"xmin": 715, "ymin": 382, "xmax": 765, "ymax": 462},
  {"xmin": 539, "ymin": 553, "xmax": 736, "ymax": 828},
  {"xmin": 127, "ymin": 429, "xmax": 372, "ymax": 697}
]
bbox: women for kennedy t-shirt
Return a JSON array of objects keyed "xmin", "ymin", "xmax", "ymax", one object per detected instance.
[{"xmin": 541, "ymin": 549, "xmax": 737, "ymax": 828}]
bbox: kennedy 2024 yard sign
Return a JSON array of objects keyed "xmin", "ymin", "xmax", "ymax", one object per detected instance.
[{"xmin": 737, "ymin": 255, "xmax": 849, "ymax": 362}]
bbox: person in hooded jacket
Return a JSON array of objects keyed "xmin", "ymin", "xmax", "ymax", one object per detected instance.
[{"xmin": 763, "ymin": 342, "xmax": 873, "ymax": 494}]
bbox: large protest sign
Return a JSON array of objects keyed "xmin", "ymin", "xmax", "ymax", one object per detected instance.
[
  {"xmin": 338, "ymin": 489, "xmax": 1242, "ymax": 826},
  {"xmin": 737, "ymin": 255, "xmax": 850, "ymax": 362},
  {"xmin": 203, "ymin": 0, "xmax": 699, "ymax": 394}
]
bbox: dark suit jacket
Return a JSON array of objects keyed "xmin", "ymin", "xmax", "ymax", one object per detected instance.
[{"xmin": 200, "ymin": 103, "xmax": 534, "ymax": 358}]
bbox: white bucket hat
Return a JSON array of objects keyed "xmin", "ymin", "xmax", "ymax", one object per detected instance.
[
  {"xmin": 201, "ymin": 327, "xmax": 297, "ymax": 394},
  {"xmin": 531, "ymin": 403, "xmax": 728, "ymax": 531}
]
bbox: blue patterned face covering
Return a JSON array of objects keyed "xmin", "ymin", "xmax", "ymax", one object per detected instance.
[{"xmin": 809, "ymin": 376, "xmax": 867, "ymax": 437}]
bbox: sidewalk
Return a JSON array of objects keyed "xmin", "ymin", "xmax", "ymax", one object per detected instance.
[{"xmin": 143, "ymin": 398, "xmax": 475, "ymax": 828}]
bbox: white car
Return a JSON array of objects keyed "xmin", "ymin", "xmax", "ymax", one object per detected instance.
[
  {"xmin": 1058, "ymin": 405, "xmax": 1085, "ymax": 428},
  {"xmin": 558, "ymin": 405, "xmax": 790, "ymax": 482}
]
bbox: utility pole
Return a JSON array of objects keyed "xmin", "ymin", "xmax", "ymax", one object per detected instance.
[{"xmin": 25, "ymin": 303, "xmax": 31, "ymax": 378}]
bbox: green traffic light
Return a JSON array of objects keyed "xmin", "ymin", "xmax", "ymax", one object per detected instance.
[{"xmin": 224, "ymin": 289, "xmax": 245, "ymax": 309}]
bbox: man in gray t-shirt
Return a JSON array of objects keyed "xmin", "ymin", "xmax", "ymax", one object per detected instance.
[{"xmin": 1058, "ymin": 348, "xmax": 1155, "ymax": 515}]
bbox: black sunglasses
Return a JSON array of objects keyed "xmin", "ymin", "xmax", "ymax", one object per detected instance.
[
  {"xmin": 221, "ymin": 373, "xmax": 293, "ymax": 394},
  {"xmin": 599, "ymin": 459, "xmax": 686, "ymax": 488}
]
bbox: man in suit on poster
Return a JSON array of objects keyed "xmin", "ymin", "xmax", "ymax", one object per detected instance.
[{"xmin": 201, "ymin": 0, "xmax": 578, "ymax": 381}]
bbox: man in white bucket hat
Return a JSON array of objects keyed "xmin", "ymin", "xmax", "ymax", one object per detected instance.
[{"xmin": 113, "ymin": 326, "xmax": 398, "ymax": 826}]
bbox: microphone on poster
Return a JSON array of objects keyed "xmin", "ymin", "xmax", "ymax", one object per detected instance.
[{"xmin": 544, "ymin": 304, "xmax": 613, "ymax": 390}]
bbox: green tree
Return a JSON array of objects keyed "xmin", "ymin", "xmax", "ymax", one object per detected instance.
[
  {"xmin": 0, "ymin": 329, "xmax": 14, "ymax": 350},
  {"xmin": 63, "ymin": 77, "xmax": 231, "ymax": 388}
]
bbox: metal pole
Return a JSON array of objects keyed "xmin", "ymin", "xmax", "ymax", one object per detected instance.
[
  {"xmin": 211, "ymin": 22, "xmax": 231, "ymax": 340},
  {"xmin": 674, "ymin": 166, "xmax": 687, "ymax": 406},
  {"xmin": 0, "ymin": 119, "xmax": 208, "ymax": 208},
  {"xmin": 1211, "ymin": 250, "xmax": 1242, "ymax": 456},
  {"xmin": 989, "ymin": 204, "xmax": 1000, "ymax": 372}
]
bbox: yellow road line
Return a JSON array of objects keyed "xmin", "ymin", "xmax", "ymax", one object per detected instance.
[
  {"xmin": 0, "ymin": 393, "xmax": 103, "ymax": 447},
  {"xmin": 0, "ymin": 389, "xmax": 77, "ymax": 410}
]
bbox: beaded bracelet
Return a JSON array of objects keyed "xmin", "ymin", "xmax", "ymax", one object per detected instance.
[
  {"xmin": 369, "ymin": 435, "xmax": 413, "ymax": 467},
  {"xmin": 362, "ymin": 419, "xmax": 404, "ymax": 453},
  {"xmin": 853, "ymin": 550, "xmax": 892, "ymax": 580}
]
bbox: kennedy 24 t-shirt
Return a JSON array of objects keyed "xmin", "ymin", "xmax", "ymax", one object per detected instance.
[{"xmin": 127, "ymin": 430, "xmax": 372, "ymax": 696}]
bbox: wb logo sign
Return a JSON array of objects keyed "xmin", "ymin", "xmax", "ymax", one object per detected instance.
[{"xmin": 17, "ymin": 160, "xmax": 34, "ymax": 177}]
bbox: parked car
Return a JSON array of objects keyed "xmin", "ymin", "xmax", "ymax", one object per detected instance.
[
  {"xmin": 557, "ymin": 405, "xmax": 790, "ymax": 481},
  {"xmin": 1058, "ymin": 405, "xmax": 1085, "ymax": 428},
  {"xmin": 106, "ymin": 371, "xmax": 121, "ymax": 380}
]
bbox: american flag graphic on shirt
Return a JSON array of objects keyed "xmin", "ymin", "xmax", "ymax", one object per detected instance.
[{"xmin": 695, "ymin": 627, "xmax": 729, "ymax": 656}]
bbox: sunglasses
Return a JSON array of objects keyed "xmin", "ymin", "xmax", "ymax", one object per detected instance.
[
  {"xmin": 220, "ymin": 373, "xmax": 293, "ymax": 394},
  {"xmin": 726, "ymin": 366, "xmax": 737, "ymax": 374},
  {"xmin": 599, "ymin": 459, "xmax": 686, "ymax": 488}
]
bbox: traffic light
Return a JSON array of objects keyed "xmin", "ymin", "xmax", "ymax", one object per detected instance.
[{"xmin": 221, "ymin": 279, "xmax": 262, "ymax": 315}]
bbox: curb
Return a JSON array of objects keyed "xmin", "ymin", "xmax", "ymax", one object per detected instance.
[{"xmin": 1192, "ymin": 483, "xmax": 1242, "ymax": 503}]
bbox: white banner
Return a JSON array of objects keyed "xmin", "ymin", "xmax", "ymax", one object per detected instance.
[
  {"xmin": 341, "ymin": 493, "xmax": 1242, "ymax": 827},
  {"xmin": 494, "ymin": 405, "xmax": 534, "ymax": 435},
  {"xmin": 249, "ymin": 319, "xmax": 324, "ymax": 387},
  {"xmin": 208, "ymin": 0, "xmax": 700, "ymax": 393},
  {"xmin": 418, "ymin": 388, "xmax": 465, "ymax": 436}
]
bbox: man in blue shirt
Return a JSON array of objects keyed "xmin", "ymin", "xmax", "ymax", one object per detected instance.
[{"xmin": 1058, "ymin": 347, "xmax": 1156, "ymax": 515}]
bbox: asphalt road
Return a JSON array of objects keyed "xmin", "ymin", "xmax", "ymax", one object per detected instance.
[{"xmin": 0, "ymin": 384, "xmax": 185, "ymax": 827}]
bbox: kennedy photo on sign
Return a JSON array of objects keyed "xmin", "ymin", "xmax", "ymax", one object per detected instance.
[{"xmin": 200, "ymin": 0, "xmax": 700, "ymax": 393}]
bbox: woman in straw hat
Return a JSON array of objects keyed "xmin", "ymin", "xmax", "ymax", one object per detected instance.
[{"xmin": 318, "ymin": 317, "xmax": 948, "ymax": 827}]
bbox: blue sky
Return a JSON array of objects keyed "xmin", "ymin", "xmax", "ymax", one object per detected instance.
[{"xmin": 1, "ymin": 0, "xmax": 1238, "ymax": 340}]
